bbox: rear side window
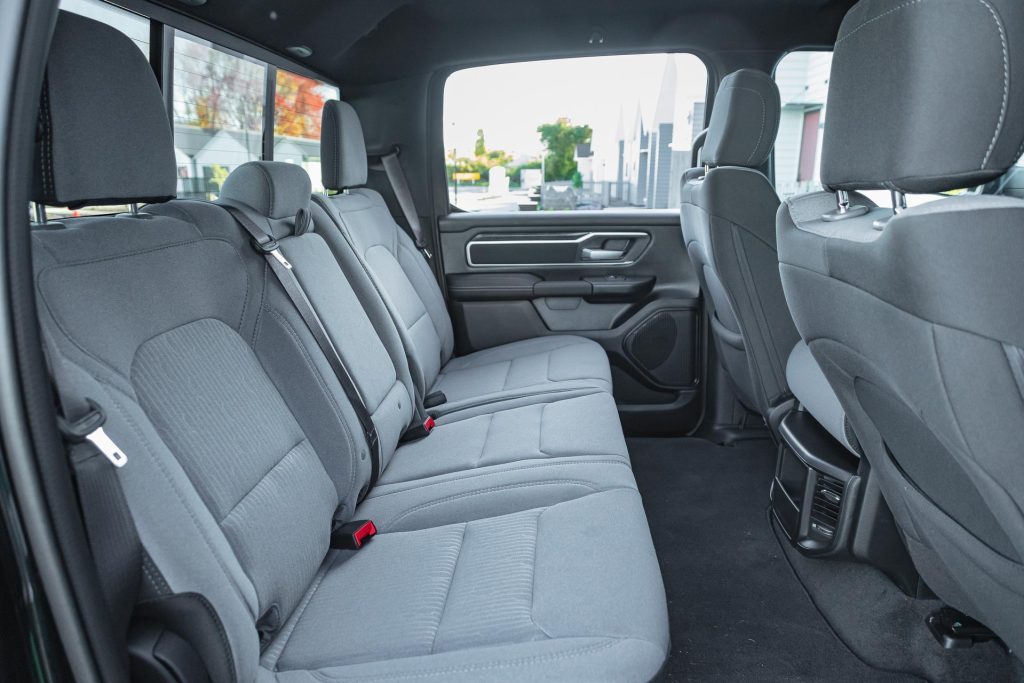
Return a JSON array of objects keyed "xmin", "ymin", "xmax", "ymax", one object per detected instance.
[
  {"xmin": 273, "ymin": 71, "xmax": 340, "ymax": 194},
  {"xmin": 443, "ymin": 54, "xmax": 708, "ymax": 213},
  {"xmin": 172, "ymin": 33, "xmax": 267, "ymax": 201},
  {"xmin": 33, "ymin": 0, "xmax": 341, "ymax": 217}
]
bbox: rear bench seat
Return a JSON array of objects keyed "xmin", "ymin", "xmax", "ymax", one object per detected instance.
[
  {"xmin": 33, "ymin": 11, "xmax": 669, "ymax": 682},
  {"xmin": 311, "ymin": 100, "xmax": 613, "ymax": 417}
]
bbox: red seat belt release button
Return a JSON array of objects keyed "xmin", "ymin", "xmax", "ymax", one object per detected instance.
[
  {"xmin": 423, "ymin": 416, "xmax": 435, "ymax": 433},
  {"xmin": 331, "ymin": 519, "xmax": 377, "ymax": 550}
]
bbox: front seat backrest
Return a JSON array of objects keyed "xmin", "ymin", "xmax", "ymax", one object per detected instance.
[
  {"xmin": 777, "ymin": 0, "xmax": 1024, "ymax": 655},
  {"xmin": 680, "ymin": 69, "xmax": 797, "ymax": 417}
]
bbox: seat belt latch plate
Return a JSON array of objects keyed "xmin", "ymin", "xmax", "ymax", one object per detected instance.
[
  {"xmin": 57, "ymin": 399, "xmax": 127, "ymax": 467},
  {"xmin": 85, "ymin": 426, "xmax": 128, "ymax": 468},
  {"xmin": 331, "ymin": 519, "xmax": 377, "ymax": 550}
]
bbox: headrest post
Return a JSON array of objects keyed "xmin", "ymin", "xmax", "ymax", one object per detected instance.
[
  {"xmin": 130, "ymin": 203, "xmax": 140, "ymax": 215},
  {"xmin": 835, "ymin": 190, "xmax": 851, "ymax": 214},
  {"xmin": 821, "ymin": 189, "xmax": 869, "ymax": 222},
  {"xmin": 34, "ymin": 203, "xmax": 47, "ymax": 225},
  {"xmin": 890, "ymin": 191, "xmax": 907, "ymax": 215},
  {"xmin": 703, "ymin": 164, "xmax": 710, "ymax": 175}
]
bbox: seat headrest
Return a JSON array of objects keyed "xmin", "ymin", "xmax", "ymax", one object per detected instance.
[
  {"xmin": 33, "ymin": 11, "xmax": 176, "ymax": 208},
  {"xmin": 219, "ymin": 161, "xmax": 312, "ymax": 220},
  {"xmin": 702, "ymin": 69, "xmax": 781, "ymax": 169},
  {"xmin": 821, "ymin": 0, "xmax": 1024, "ymax": 194},
  {"xmin": 321, "ymin": 100, "xmax": 367, "ymax": 190}
]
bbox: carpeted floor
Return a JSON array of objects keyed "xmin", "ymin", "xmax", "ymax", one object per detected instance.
[
  {"xmin": 773, "ymin": 506, "xmax": 1023, "ymax": 683},
  {"xmin": 629, "ymin": 437, "xmax": 918, "ymax": 681}
]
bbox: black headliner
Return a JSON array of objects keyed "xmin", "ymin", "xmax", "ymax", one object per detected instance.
[{"xmin": 138, "ymin": 0, "xmax": 855, "ymax": 84}]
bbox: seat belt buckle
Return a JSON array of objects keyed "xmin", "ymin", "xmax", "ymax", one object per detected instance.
[
  {"xmin": 423, "ymin": 391, "xmax": 447, "ymax": 409},
  {"xmin": 399, "ymin": 416, "xmax": 435, "ymax": 444},
  {"xmin": 331, "ymin": 519, "xmax": 377, "ymax": 550},
  {"xmin": 57, "ymin": 399, "xmax": 128, "ymax": 467}
]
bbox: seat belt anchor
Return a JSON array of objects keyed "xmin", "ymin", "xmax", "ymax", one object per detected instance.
[
  {"xmin": 331, "ymin": 519, "xmax": 377, "ymax": 550},
  {"xmin": 57, "ymin": 399, "xmax": 128, "ymax": 467}
]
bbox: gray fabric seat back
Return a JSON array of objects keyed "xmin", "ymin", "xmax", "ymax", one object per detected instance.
[
  {"xmin": 318, "ymin": 100, "xmax": 455, "ymax": 400},
  {"xmin": 680, "ymin": 69, "xmax": 796, "ymax": 415},
  {"xmin": 31, "ymin": 13, "xmax": 374, "ymax": 676},
  {"xmin": 214, "ymin": 161, "xmax": 418, "ymax": 464},
  {"xmin": 777, "ymin": 0, "xmax": 1024, "ymax": 654}
]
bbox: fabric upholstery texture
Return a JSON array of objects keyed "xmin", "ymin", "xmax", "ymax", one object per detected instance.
[
  {"xmin": 680, "ymin": 77, "xmax": 796, "ymax": 417},
  {"xmin": 321, "ymin": 100, "xmax": 369, "ymax": 189},
  {"xmin": 316, "ymin": 102, "xmax": 614, "ymax": 413},
  {"xmin": 31, "ymin": 12, "xmax": 668, "ymax": 681},
  {"xmin": 220, "ymin": 161, "xmax": 314, "ymax": 220},
  {"xmin": 33, "ymin": 12, "xmax": 176, "ymax": 207},
  {"xmin": 701, "ymin": 69, "xmax": 781, "ymax": 169},
  {"xmin": 777, "ymin": 0, "xmax": 1024, "ymax": 657},
  {"xmin": 821, "ymin": 0, "xmax": 1024, "ymax": 194}
]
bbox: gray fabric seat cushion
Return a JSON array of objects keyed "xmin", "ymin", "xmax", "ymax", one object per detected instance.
[
  {"xmin": 261, "ymin": 489, "xmax": 669, "ymax": 682},
  {"xmin": 433, "ymin": 334, "xmax": 612, "ymax": 409},
  {"xmin": 384, "ymin": 392, "xmax": 628, "ymax": 485}
]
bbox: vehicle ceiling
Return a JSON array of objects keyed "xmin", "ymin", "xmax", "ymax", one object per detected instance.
[{"xmin": 138, "ymin": 0, "xmax": 856, "ymax": 84}]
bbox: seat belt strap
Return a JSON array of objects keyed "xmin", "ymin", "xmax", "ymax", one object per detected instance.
[
  {"xmin": 54, "ymin": 394, "xmax": 141, "ymax": 671},
  {"xmin": 380, "ymin": 147, "xmax": 432, "ymax": 259},
  {"xmin": 222, "ymin": 203, "xmax": 382, "ymax": 489}
]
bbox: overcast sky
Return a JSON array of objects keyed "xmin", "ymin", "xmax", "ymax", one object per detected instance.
[{"xmin": 443, "ymin": 53, "xmax": 708, "ymax": 163}]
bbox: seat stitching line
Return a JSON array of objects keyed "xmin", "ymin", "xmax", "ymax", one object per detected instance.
[
  {"xmin": 833, "ymin": 0, "xmax": 1007, "ymax": 169},
  {"xmin": 720, "ymin": 85, "xmax": 767, "ymax": 165},
  {"xmin": 1003, "ymin": 343, "xmax": 1024, "ymax": 404},
  {"xmin": 268, "ymin": 554, "xmax": 333, "ymax": 670},
  {"xmin": 429, "ymin": 523, "xmax": 467, "ymax": 654},
  {"xmin": 305, "ymin": 638, "xmax": 623, "ymax": 681},
  {"xmin": 365, "ymin": 458, "xmax": 630, "ymax": 499},
  {"xmin": 537, "ymin": 403, "xmax": 549, "ymax": 457},
  {"xmin": 218, "ymin": 439, "xmax": 308, "ymax": 524},
  {"xmin": 528, "ymin": 511, "xmax": 555, "ymax": 639},
  {"xmin": 730, "ymin": 223, "xmax": 785, "ymax": 394},
  {"xmin": 104, "ymin": 386, "xmax": 256, "ymax": 614},
  {"xmin": 386, "ymin": 480, "xmax": 608, "ymax": 528},
  {"xmin": 476, "ymin": 413, "xmax": 495, "ymax": 469},
  {"xmin": 267, "ymin": 308, "xmax": 358, "ymax": 479}
]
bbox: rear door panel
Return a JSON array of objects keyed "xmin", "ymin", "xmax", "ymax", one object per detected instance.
[{"xmin": 438, "ymin": 210, "xmax": 704, "ymax": 435}]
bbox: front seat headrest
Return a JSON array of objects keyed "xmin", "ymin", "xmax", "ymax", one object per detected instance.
[
  {"xmin": 701, "ymin": 69, "xmax": 781, "ymax": 169},
  {"xmin": 33, "ymin": 11, "xmax": 176, "ymax": 209},
  {"xmin": 821, "ymin": 0, "xmax": 1024, "ymax": 195}
]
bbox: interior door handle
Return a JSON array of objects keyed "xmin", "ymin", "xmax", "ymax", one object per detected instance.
[{"xmin": 582, "ymin": 247, "xmax": 626, "ymax": 261}]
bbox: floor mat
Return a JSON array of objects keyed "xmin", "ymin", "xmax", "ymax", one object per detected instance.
[
  {"xmin": 629, "ymin": 437, "xmax": 916, "ymax": 681},
  {"xmin": 773, "ymin": 504, "xmax": 1023, "ymax": 683}
]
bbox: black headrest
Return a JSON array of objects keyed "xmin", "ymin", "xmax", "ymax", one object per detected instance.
[
  {"xmin": 320, "ymin": 100, "xmax": 367, "ymax": 190},
  {"xmin": 219, "ymin": 161, "xmax": 312, "ymax": 220},
  {"xmin": 33, "ymin": 11, "xmax": 176, "ymax": 208},
  {"xmin": 821, "ymin": 0, "xmax": 1024, "ymax": 194},
  {"xmin": 702, "ymin": 69, "xmax": 781, "ymax": 169}
]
